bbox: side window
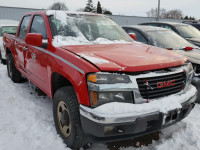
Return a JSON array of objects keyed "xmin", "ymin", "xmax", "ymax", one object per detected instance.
[
  {"xmin": 30, "ymin": 16, "xmax": 47, "ymax": 39},
  {"xmin": 18, "ymin": 16, "xmax": 31, "ymax": 39},
  {"xmin": 159, "ymin": 24, "xmax": 172, "ymax": 30},
  {"xmin": 146, "ymin": 23, "xmax": 159, "ymax": 27},
  {"xmin": 127, "ymin": 29, "xmax": 147, "ymax": 44},
  {"xmin": 193, "ymin": 24, "xmax": 200, "ymax": 31}
]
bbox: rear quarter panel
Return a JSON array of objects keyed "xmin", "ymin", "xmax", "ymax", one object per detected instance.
[{"xmin": 3, "ymin": 33, "xmax": 17, "ymax": 60}]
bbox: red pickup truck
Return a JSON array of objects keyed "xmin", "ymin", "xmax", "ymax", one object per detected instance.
[{"xmin": 3, "ymin": 10, "xmax": 197, "ymax": 148}]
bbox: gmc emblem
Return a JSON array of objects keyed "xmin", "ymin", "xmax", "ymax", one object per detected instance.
[{"xmin": 157, "ymin": 80, "xmax": 176, "ymax": 88}]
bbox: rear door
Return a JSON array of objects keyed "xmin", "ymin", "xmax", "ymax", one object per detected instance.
[
  {"xmin": 15, "ymin": 15, "xmax": 31, "ymax": 70},
  {"xmin": 25, "ymin": 15, "xmax": 49, "ymax": 91}
]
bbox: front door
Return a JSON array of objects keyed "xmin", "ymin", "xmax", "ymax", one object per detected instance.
[{"xmin": 25, "ymin": 15, "xmax": 49, "ymax": 91}]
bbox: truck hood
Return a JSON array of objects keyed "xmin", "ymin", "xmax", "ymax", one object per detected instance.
[
  {"xmin": 61, "ymin": 43, "xmax": 187, "ymax": 72},
  {"xmin": 175, "ymin": 49, "xmax": 200, "ymax": 64}
]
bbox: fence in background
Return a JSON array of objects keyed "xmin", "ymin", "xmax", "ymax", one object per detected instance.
[
  {"xmin": 0, "ymin": 6, "xmax": 184, "ymax": 25},
  {"xmin": 108, "ymin": 15, "xmax": 184, "ymax": 25}
]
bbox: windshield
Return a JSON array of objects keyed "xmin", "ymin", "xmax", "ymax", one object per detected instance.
[
  {"xmin": 176, "ymin": 25, "xmax": 200, "ymax": 38},
  {"xmin": 0, "ymin": 26, "xmax": 18, "ymax": 36},
  {"xmin": 47, "ymin": 11, "xmax": 132, "ymax": 46},
  {"xmin": 146, "ymin": 30, "xmax": 194, "ymax": 49}
]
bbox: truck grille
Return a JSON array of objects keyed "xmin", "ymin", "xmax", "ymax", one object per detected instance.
[{"xmin": 136, "ymin": 72, "xmax": 185, "ymax": 99}]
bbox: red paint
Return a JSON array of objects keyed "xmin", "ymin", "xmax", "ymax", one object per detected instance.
[
  {"xmin": 185, "ymin": 47, "xmax": 193, "ymax": 51},
  {"xmin": 63, "ymin": 44, "xmax": 187, "ymax": 72},
  {"xmin": 25, "ymin": 33, "xmax": 43, "ymax": 47},
  {"xmin": 128, "ymin": 33, "xmax": 136, "ymax": 40},
  {"xmin": 3, "ymin": 11, "xmax": 187, "ymax": 107}
]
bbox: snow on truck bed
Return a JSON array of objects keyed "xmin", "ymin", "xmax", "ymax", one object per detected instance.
[{"xmin": 0, "ymin": 63, "xmax": 200, "ymax": 150}]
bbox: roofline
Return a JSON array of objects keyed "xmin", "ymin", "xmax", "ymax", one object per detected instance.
[
  {"xmin": 141, "ymin": 21, "xmax": 189, "ymax": 26},
  {"xmin": 22, "ymin": 10, "xmax": 106, "ymax": 17},
  {"xmin": 109, "ymin": 14, "xmax": 184, "ymax": 21},
  {"xmin": 123, "ymin": 25, "xmax": 170, "ymax": 32},
  {"xmin": 0, "ymin": 6, "xmax": 42, "ymax": 10}
]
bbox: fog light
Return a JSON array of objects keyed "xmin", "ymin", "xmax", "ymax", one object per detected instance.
[{"xmin": 104, "ymin": 126, "xmax": 115, "ymax": 133}]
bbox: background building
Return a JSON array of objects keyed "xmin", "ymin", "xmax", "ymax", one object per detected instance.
[
  {"xmin": 0, "ymin": 6, "xmax": 40, "ymax": 21},
  {"xmin": 0, "ymin": 6, "xmax": 184, "ymax": 25}
]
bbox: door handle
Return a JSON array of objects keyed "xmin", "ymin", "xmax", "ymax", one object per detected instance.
[{"xmin": 23, "ymin": 46, "xmax": 28, "ymax": 51}]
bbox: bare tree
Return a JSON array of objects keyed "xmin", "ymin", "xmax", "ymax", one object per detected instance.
[
  {"xmin": 164, "ymin": 9, "xmax": 183, "ymax": 19},
  {"xmin": 147, "ymin": 8, "xmax": 167, "ymax": 18},
  {"xmin": 147, "ymin": 8, "xmax": 183, "ymax": 19},
  {"xmin": 50, "ymin": 2, "xmax": 68, "ymax": 10}
]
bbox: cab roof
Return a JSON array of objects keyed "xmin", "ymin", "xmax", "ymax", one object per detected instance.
[{"xmin": 24, "ymin": 10, "xmax": 105, "ymax": 17}]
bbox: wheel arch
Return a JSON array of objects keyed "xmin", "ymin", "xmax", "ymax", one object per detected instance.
[
  {"xmin": 5, "ymin": 47, "xmax": 12, "ymax": 56},
  {"xmin": 51, "ymin": 72, "xmax": 75, "ymax": 97}
]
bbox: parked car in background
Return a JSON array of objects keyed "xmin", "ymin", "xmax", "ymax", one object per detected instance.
[
  {"xmin": 183, "ymin": 20, "xmax": 200, "ymax": 31},
  {"xmin": 140, "ymin": 22, "xmax": 200, "ymax": 47},
  {"xmin": 3, "ymin": 10, "xmax": 197, "ymax": 149},
  {"xmin": 123, "ymin": 25, "xmax": 200, "ymax": 102},
  {"xmin": 0, "ymin": 20, "xmax": 18, "ymax": 64}
]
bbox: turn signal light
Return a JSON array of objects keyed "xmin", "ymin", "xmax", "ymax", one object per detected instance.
[
  {"xmin": 90, "ymin": 91, "xmax": 98, "ymax": 106},
  {"xmin": 3, "ymin": 36, "xmax": 6, "ymax": 42},
  {"xmin": 88, "ymin": 74, "xmax": 97, "ymax": 83}
]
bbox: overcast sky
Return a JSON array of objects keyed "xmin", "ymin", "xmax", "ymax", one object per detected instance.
[{"xmin": 1, "ymin": 0, "xmax": 200, "ymax": 19}]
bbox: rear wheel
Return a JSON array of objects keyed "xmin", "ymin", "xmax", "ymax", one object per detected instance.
[
  {"xmin": 7, "ymin": 53, "xmax": 23, "ymax": 83},
  {"xmin": 53, "ymin": 87, "xmax": 88, "ymax": 149}
]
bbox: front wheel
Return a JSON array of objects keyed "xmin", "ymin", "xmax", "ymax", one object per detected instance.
[
  {"xmin": 7, "ymin": 53, "xmax": 23, "ymax": 83},
  {"xmin": 192, "ymin": 77, "xmax": 200, "ymax": 103},
  {"xmin": 53, "ymin": 87, "xmax": 88, "ymax": 149}
]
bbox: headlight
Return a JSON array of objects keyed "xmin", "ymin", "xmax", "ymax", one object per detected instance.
[
  {"xmin": 87, "ymin": 73, "xmax": 133, "ymax": 107},
  {"xmin": 186, "ymin": 62, "xmax": 193, "ymax": 74},
  {"xmin": 87, "ymin": 73, "xmax": 131, "ymax": 84},
  {"xmin": 185, "ymin": 62, "xmax": 194, "ymax": 80},
  {"xmin": 89, "ymin": 91, "xmax": 133, "ymax": 107}
]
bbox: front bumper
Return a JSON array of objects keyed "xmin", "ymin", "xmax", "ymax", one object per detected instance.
[{"xmin": 80, "ymin": 93, "xmax": 196, "ymax": 143}]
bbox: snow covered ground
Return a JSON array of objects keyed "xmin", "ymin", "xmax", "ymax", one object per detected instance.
[{"xmin": 0, "ymin": 63, "xmax": 200, "ymax": 150}]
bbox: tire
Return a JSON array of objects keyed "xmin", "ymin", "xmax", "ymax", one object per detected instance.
[
  {"xmin": 53, "ymin": 87, "xmax": 88, "ymax": 149},
  {"xmin": 0, "ymin": 51, "xmax": 4, "ymax": 64},
  {"xmin": 192, "ymin": 77, "xmax": 200, "ymax": 103},
  {"xmin": 1, "ymin": 59, "xmax": 6, "ymax": 65},
  {"xmin": 7, "ymin": 53, "xmax": 23, "ymax": 83}
]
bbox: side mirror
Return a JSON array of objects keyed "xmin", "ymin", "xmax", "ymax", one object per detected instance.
[
  {"xmin": 128, "ymin": 33, "xmax": 136, "ymax": 41},
  {"xmin": 25, "ymin": 33, "xmax": 43, "ymax": 47},
  {"xmin": 185, "ymin": 46, "xmax": 193, "ymax": 51}
]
